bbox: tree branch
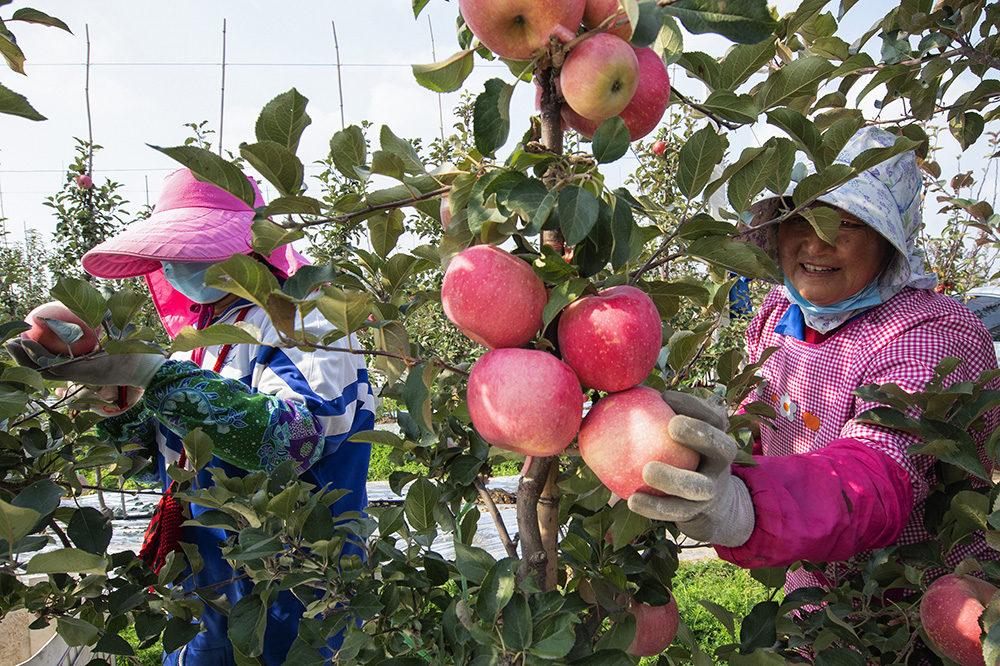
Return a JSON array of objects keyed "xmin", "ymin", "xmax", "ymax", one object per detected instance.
[{"xmin": 474, "ymin": 477, "xmax": 518, "ymax": 559}]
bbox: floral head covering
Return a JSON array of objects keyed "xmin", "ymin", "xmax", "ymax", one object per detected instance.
[{"xmin": 744, "ymin": 126, "xmax": 937, "ymax": 332}]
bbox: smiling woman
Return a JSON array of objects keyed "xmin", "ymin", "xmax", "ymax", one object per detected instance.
[{"xmin": 625, "ymin": 127, "xmax": 1000, "ymax": 626}]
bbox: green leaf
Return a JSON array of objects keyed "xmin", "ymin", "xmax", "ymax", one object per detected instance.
[
  {"xmin": 476, "ymin": 558, "xmax": 517, "ymax": 621},
  {"xmin": 403, "ymin": 362, "xmax": 438, "ymax": 435},
  {"xmin": 756, "ymin": 56, "xmax": 836, "ymax": 111},
  {"xmin": 611, "ymin": 194, "xmax": 643, "ymax": 269},
  {"xmin": 630, "ymin": 1, "xmax": 664, "ymax": 47},
  {"xmin": 799, "ymin": 206, "xmax": 841, "ymax": 246},
  {"xmin": 282, "ymin": 265, "xmax": 339, "ymax": 301},
  {"xmin": 67, "ymin": 507, "xmax": 112, "ymax": 555},
  {"xmin": 228, "ymin": 595, "xmax": 266, "ymax": 658},
  {"xmin": 766, "ymin": 108, "xmax": 822, "ymax": 162},
  {"xmin": 0, "ymin": 34, "xmax": 25, "ymax": 74},
  {"xmin": 380, "ymin": 125, "xmax": 425, "ymax": 175},
  {"xmin": 791, "ymin": 163, "xmax": 854, "ymax": 208},
  {"xmin": 50, "ymin": 277, "xmax": 106, "ymax": 330},
  {"xmin": 739, "ymin": 601, "xmax": 779, "ymax": 652},
  {"xmin": 453, "ymin": 542, "xmax": 496, "ymax": 584},
  {"xmin": 542, "ymin": 278, "xmax": 592, "ymax": 327},
  {"xmin": 720, "ymin": 37, "xmax": 777, "ymax": 90},
  {"xmin": 950, "ymin": 111, "xmax": 985, "ymax": 150},
  {"xmin": 95, "ymin": 633, "xmax": 135, "ymax": 656},
  {"xmin": 314, "ymin": 285, "xmax": 373, "ymax": 337},
  {"xmin": 26, "ymin": 548, "xmax": 107, "ymax": 575},
  {"xmin": 849, "ymin": 136, "xmax": 920, "ymax": 173},
  {"xmin": 0, "ymin": 499, "xmax": 40, "ymax": 544},
  {"xmin": 10, "ymin": 9, "xmax": 72, "ymax": 32},
  {"xmin": 163, "ymin": 617, "xmax": 202, "ymax": 655},
  {"xmin": 686, "ymin": 236, "xmax": 782, "ymax": 280},
  {"xmin": 404, "ymin": 477, "xmax": 439, "ymax": 533},
  {"xmin": 366, "ymin": 209, "xmax": 405, "ymax": 258},
  {"xmin": 329, "ymin": 125, "xmax": 368, "ymax": 181},
  {"xmin": 412, "ymin": 50, "xmax": 475, "ymax": 93},
  {"xmin": 530, "ymin": 612, "xmax": 578, "ymax": 659},
  {"xmin": 474, "ymin": 78, "xmax": 513, "ymax": 157},
  {"xmin": 501, "ymin": 593, "xmax": 532, "ymax": 652},
  {"xmin": 558, "ymin": 186, "xmax": 600, "ymax": 246},
  {"xmin": 678, "ymin": 51, "xmax": 721, "ymax": 89},
  {"xmin": 727, "ymin": 146, "xmax": 776, "ymax": 213},
  {"xmin": 250, "ymin": 218, "xmax": 305, "ymax": 256},
  {"xmin": 0, "ymin": 82, "xmax": 45, "ymax": 120},
  {"xmin": 677, "ymin": 125, "xmax": 725, "ymax": 199},
  {"xmin": 13, "ymin": 479, "xmax": 64, "ymax": 524},
  {"xmin": 254, "ymin": 88, "xmax": 310, "ymax": 153},
  {"xmin": 661, "ymin": 0, "xmax": 778, "ymax": 44},
  {"xmin": 814, "ymin": 648, "xmax": 866, "ymax": 666},
  {"xmin": 204, "ymin": 253, "xmax": 281, "ymax": 308},
  {"xmin": 183, "ymin": 428, "xmax": 215, "ymax": 472},
  {"xmin": 107, "ymin": 288, "xmax": 147, "ymax": 336},
  {"xmin": 56, "ymin": 617, "xmax": 99, "ymax": 647},
  {"xmin": 593, "ymin": 117, "xmax": 631, "ymax": 163},
  {"xmin": 700, "ymin": 90, "xmax": 758, "ymax": 124},
  {"xmin": 239, "ymin": 141, "xmax": 304, "ymax": 197},
  {"xmin": 148, "ymin": 144, "xmax": 257, "ymax": 207},
  {"xmin": 169, "ymin": 323, "xmax": 262, "ymax": 354}
]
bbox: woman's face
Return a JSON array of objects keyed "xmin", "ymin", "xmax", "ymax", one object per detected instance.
[{"xmin": 777, "ymin": 207, "xmax": 892, "ymax": 307}]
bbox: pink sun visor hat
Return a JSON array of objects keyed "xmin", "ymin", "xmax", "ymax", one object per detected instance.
[{"xmin": 82, "ymin": 168, "xmax": 309, "ymax": 337}]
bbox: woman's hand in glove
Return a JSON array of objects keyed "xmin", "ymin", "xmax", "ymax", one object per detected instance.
[
  {"xmin": 627, "ymin": 391, "xmax": 755, "ymax": 547},
  {"xmin": 5, "ymin": 338, "xmax": 165, "ymax": 388},
  {"xmin": 60, "ymin": 383, "xmax": 144, "ymax": 418}
]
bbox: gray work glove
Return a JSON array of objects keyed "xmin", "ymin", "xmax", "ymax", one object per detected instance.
[
  {"xmin": 61, "ymin": 383, "xmax": 144, "ymax": 417},
  {"xmin": 5, "ymin": 338, "xmax": 165, "ymax": 388},
  {"xmin": 627, "ymin": 391, "xmax": 755, "ymax": 548}
]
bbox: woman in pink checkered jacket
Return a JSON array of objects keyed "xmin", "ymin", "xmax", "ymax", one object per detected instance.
[{"xmin": 628, "ymin": 127, "xmax": 1000, "ymax": 592}]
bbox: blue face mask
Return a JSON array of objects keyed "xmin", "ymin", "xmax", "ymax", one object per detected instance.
[
  {"xmin": 783, "ymin": 277, "xmax": 883, "ymax": 317},
  {"xmin": 162, "ymin": 262, "xmax": 228, "ymax": 304}
]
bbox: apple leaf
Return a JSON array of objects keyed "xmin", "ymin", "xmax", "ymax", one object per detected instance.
[
  {"xmin": 205, "ymin": 254, "xmax": 282, "ymax": 309},
  {"xmin": 412, "ymin": 49, "xmax": 475, "ymax": 93},
  {"xmin": 50, "ymin": 276, "xmax": 106, "ymax": 330},
  {"xmin": 699, "ymin": 90, "xmax": 758, "ymax": 125},
  {"xmin": 660, "ymin": 0, "xmax": 778, "ymax": 45},
  {"xmin": 148, "ymin": 144, "xmax": 258, "ymax": 207},
  {"xmin": 107, "ymin": 288, "xmax": 148, "ymax": 336},
  {"xmin": 850, "ymin": 136, "xmax": 921, "ymax": 174},
  {"xmin": 543, "ymin": 279, "xmax": 592, "ymax": 328},
  {"xmin": 739, "ymin": 600, "xmax": 779, "ymax": 652},
  {"xmin": 755, "ymin": 56, "xmax": 836, "ymax": 111},
  {"xmin": 367, "ymin": 208, "xmax": 405, "ymax": 258},
  {"xmin": 799, "ymin": 206, "xmax": 841, "ymax": 247},
  {"xmin": 228, "ymin": 595, "xmax": 267, "ymax": 658},
  {"xmin": 592, "ymin": 117, "xmax": 630, "ymax": 164},
  {"xmin": 403, "ymin": 362, "xmax": 438, "ymax": 436},
  {"xmin": 380, "ymin": 125, "xmax": 426, "ymax": 175},
  {"xmin": 314, "ymin": 284, "xmax": 373, "ymax": 338},
  {"xmin": 677, "ymin": 125, "xmax": 725, "ymax": 199},
  {"xmin": 257, "ymin": 195, "xmax": 323, "ymax": 218},
  {"xmin": 611, "ymin": 194, "xmax": 644, "ymax": 270},
  {"xmin": 370, "ymin": 321, "xmax": 407, "ymax": 388},
  {"xmin": 0, "ymin": 498, "xmax": 41, "ymax": 545},
  {"xmin": 983, "ymin": 619, "xmax": 1000, "ymax": 666},
  {"xmin": 678, "ymin": 51, "xmax": 721, "ymax": 89},
  {"xmin": 329, "ymin": 125, "xmax": 368, "ymax": 182},
  {"xmin": 10, "ymin": 8, "xmax": 72, "ymax": 33},
  {"xmin": 719, "ymin": 37, "xmax": 777, "ymax": 90},
  {"xmin": 254, "ymin": 88, "xmax": 310, "ymax": 153},
  {"xmin": 766, "ymin": 108, "xmax": 822, "ymax": 163},
  {"xmin": 0, "ymin": 33, "xmax": 26, "ymax": 74},
  {"xmin": 56, "ymin": 617, "xmax": 101, "ymax": 648},
  {"xmin": 0, "ymin": 82, "xmax": 45, "ymax": 120},
  {"xmin": 474, "ymin": 78, "xmax": 513, "ymax": 157},
  {"xmin": 791, "ymin": 163, "xmax": 855, "ymax": 209},
  {"xmin": 169, "ymin": 324, "xmax": 263, "ymax": 354},
  {"xmin": 727, "ymin": 145, "xmax": 776, "ymax": 213},
  {"xmin": 629, "ymin": 1, "xmax": 664, "ymax": 48},
  {"xmin": 67, "ymin": 506, "xmax": 113, "ymax": 555},
  {"xmin": 507, "ymin": 178, "xmax": 553, "ymax": 235},
  {"xmin": 476, "ymin": 558, "xmax": 517, "ymax": 622},
  {"xmin": 558, "ymin": 186, "xmax": 600, "ymax": 247},
  {"xmin": 250, "ymin": 217, "xmax": 306, "ymax": 256},
  {"xmin": 26, "ymin": 548, "xmax": 108, "ymax": 575},
  {"xmin": 239, "ymin": 140, "xmax": 304, "ymax": 197}
]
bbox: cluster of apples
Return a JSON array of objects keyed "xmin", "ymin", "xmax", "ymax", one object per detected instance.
[
  {"xmin": 442, "ymin": 244, "xmax": 700, "ymax": 500},
  {"xmin": 459, "ymin": 0, "xmax": 671, "ymax": 141}
]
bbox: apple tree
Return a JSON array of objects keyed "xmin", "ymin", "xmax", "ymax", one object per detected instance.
[{"xmin": 4, "ymin": 1, "xmax": 1000, "ymax": 665}]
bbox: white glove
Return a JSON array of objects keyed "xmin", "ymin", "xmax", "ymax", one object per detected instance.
[
  {"xmin": 627, "ymin": 391, "xmax": 755, "ymax": 548},
  {"xmin": 62, "ymin": 383, "xmax": 144, "ymax": 418},
  {"xmin": 6, "ymin": 339, "xmax": 164, "ymax": 388}
]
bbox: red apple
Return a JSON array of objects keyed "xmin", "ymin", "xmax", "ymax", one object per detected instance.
[
  {"xmin": 22, "ymin": 301, "xmax": 100, "ymax": 356},
  {"xmin": 467, "ymin": 348, "xmax": 585, "ymax": 456},
  {"xmin": 458, "ymin": 0, "xmax": 585, "ymax": 61},
  {"xmin": 578, "ymin": 386, "xmax": 700, "ymax": 499},
  {"xmin": 562, "ymin": 46, "xmax": 671, "ymax": 141},
  {"xmin": 582, "ymin": 0, "xmax": 631, "ymax": 39},
  {"xmin": 921, "ymin": 573, "xmax": 998, "ymax": 666},
  {"xmin": 651, "ymin": 140, "xmax": 667, "ymax": 156},
  {"xmin": 560, "ymin": 33, "xmax": 639, "ymax": 121},
  {"xmin": 76, "ymin": 174, "xmax": 93, "ymax": 190},
  {"xmin": 557, "ymin": 284, "xmax": 661, "ymax": 393},
  {"xmin": 622, "ymin": 592, "xmax": 680, "ymax": 657},
  {"xmin": 442, "ymin": 245, "xmax": 548, "ymax": 349}
]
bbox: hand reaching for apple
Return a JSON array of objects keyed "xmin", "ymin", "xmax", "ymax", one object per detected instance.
[
  {"xmin": 5, "ymin": 338, "xmax": 165, "ymax": 388},
  {"xmin": 62, "ymin": 383, "xmax": 144, "ymax": 418},
  {"xmin": 627, "ymin": 391, "xmax": 755, "ymax": 548}
]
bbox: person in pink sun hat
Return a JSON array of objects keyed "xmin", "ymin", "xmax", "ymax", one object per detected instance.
[{"xmin": 7, "ymin": 167, "xmax": 377, "ymax": 666}]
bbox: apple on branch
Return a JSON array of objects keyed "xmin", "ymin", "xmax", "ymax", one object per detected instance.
[
  {"xmin": 21, "ymin": 301, "xmax": 101, "ymax": 356},
  {"xmin": 442, "ymin": 244, "xmax": 548, "ymax": 349},
  {"xmin": 562, "ymin": 45, "xmax": 671, "ymax": 141},
  {"xmin": 76, "ymin": 174, "xmax": 93, "ymax": 190},
  {"xmin": 582, "ymin": 0, "xmax": 632, "ymax": 39},
  {"xmin": 617, "ymin": 591, "xmax": 680, "ymax": 657},
  {"xmin": 467, "ymin": 348, "xmax": 585, "ymax": 457},
  {"xmin": 458, "ymin": 0, "xmax": 585, "ymax": 61},
  {"xmin": 560, "ymin": 32, "xmax": 639, "ymax": 122},
  {"xmin": 579, "ymin": 385, "xmax": 700, "ymax": 500},
  {"xmin": 921, "ymin": 573, "xmax": 999, "ymax": 666},
  {"xmin": 557, "ymin": 284, "xmax": 662, "ymax": 393}
]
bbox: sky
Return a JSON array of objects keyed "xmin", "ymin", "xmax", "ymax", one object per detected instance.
[{"xmin": 0, "ymin": 0, "xmax": 993, "ymax": 249}]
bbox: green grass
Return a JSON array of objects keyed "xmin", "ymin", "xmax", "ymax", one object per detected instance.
[
  {"xmin": 120, "ymin": 623, "xmax": 163, "ymax": 666},
  {"xmin": 671, "ymin": 558, "xmax": 783, "ymax": 656},
  {"xmin": 367, "ymin": 442, "xmax": 522, "ymax": 482}
]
